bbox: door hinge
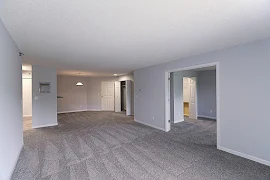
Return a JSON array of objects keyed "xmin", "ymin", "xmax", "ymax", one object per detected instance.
[{"xmin": 168, "ymin": 78, "xmax": 170, "ymax": 80}]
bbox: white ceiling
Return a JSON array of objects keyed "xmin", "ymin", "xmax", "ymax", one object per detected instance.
[{"xmin": 1, "ymin": 0, "xmax": 270, "ymax": 76}]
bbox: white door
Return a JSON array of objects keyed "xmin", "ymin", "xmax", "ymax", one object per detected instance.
[
  {"xmin": 183, "ymin": 77, "xmax": 189, "ymax": 102},
  {"xmin": 189, "ymin": 77, "xmax": 197, "ymax": 119},
  {"xmin": 101, "ymin": 82, "xmax": 115, "ymax": 111},
  {"xmin": 126, "ymin": 80, "xmax": 134, "ymax": 116},
  {"xmin": 114, "ymin": 81, "xmax": 121, "ymax": 112}
]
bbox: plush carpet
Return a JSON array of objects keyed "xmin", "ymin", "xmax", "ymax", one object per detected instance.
[{"xmin": 12, "ymin": 112, "xmax": 270, "ymax": 180}]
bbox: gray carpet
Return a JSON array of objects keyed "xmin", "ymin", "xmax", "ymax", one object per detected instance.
[{"xmin": 13, "ymin": 112, "xmax": 270, "ymax": 180}]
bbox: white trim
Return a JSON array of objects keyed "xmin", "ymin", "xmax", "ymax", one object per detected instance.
[
  {"xmin": 57, "ymin": 109, "xmax": 88, "ymax": 114},
  {"xmin": 174, "ymin": 119, "xmax": 184, "ymax": 123},
  {"xmin": 165, "ymin": 62, "xmax": 220, "ymax": 146},
  {"xmin": 23, "ymin": 115, "xmax": 32, "ymax": 117},
  {"xmin": 216, "ymin": 63, "xmax": 221, "ymax": 145},
  {"xmin": 218, "ymin": 145, "xmax": 270, "ymax": 167},
  {"xmin": 167, "ymin": 62, "xmax": 219, "ymax": 73},
  {"xmin": 134, "ymin": 119, "xmax": 166, "ymax": 132},
  {"xmin": 198, "ymin": 115, "xmax": 216, "ymax": 120},
  {"xmin": 87, "ymin": 109, "xmax": 101, "ymax": 111},
  {"xmin": 195, "ymin": 77, "xmax": 198, "ymax": 119},
  {"xmin": 32, "ymin": 123, "xmax": 58, "ymax": 129},
  {"xmin": 7, "ymin": 143, "xmax": 24, "ymax": 180},
  {"xmin": 165, "ymin": 72, "xmax": 170, "ymax": 132}
]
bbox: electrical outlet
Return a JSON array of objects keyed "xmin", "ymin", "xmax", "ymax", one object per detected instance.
[
  {"xmin": 152, "ymin": 116, "xmax": 155, "ymax": 120},
  {"xmin": 210, "ymin": 109, "xmax": 213, "ymax": 114}
]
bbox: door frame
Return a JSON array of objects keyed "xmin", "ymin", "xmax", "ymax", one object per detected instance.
[
  {"xmin": 114, "ymin": 81, "xmax": 121, "ymax": 112},
  {"xmin": 126, "ymin": 80, "xmax": 132, "ymax": 116},
  {"xmin": 165, "ymin": 62, "xmax": 220, "ymax": 145}
]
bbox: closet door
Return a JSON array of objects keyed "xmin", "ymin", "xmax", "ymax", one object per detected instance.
[
  {"xmin": 114, "ymin": 81, "xmax": 121, "ymax": 112},
  {"xmin": 189, "ymin": 77, "xmax": 197, "ymax": 119},
  {"xmin": 183, "ymin": 77, "xmax": 189, "ymax": 102}
]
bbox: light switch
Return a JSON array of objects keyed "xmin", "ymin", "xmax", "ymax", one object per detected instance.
[{"xmin": 34, "ymin": 96, "xmax": 38, "ymax": 100}]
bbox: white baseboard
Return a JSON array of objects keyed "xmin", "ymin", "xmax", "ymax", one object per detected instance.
[
  {"xmin": 174, "ymin": 119, "xmax": 184, "ymax": 123},
  {"xmin": 7, "ymin": 143, "xmax": 24, "ymax": 180},
  {"xmin": 57, "ymin": 109, "xmax": 88, "ymax": 114},
  {"xmin": 23, "ymin": 115, "xmax": 32, "ymax": 118},
  {"xmin": 32, "ymin": 123, "xmax": 58, "ymax": 129},
  {"xmin": 134, "ymin": 119, "xmax": 166, "ymax": 131},
  {"xmin": 57, "ymin": 109, "xmax": 102, "ymax": 114},
  {"xmin": 87, "ymin": 109, "xmax": 101, "ymax": 111},
  {"xmin": 198, "ymin": 115, "xmax": 216, "ymax": 120},
  {"xmin": 218, "ymin": 145, "xmax": 270, "ymax": 166}
]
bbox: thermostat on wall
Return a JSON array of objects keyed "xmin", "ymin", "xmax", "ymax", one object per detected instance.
[{"xmin": 39, "ymin": 82, "xmax": 51, "ymax": 93}]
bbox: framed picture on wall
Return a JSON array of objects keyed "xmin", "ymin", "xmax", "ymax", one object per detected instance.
[{"xmin": 39, "ymin": 82, "xmax": 51, "ymax": 93}]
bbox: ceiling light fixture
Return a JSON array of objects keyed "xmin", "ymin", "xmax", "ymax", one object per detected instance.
[
  {"xmin": 114, "ymin": 74, "xmax": 118, "ymax": 76},
  {"xmin": 76, "ymin": 73, "xmax": 83, "ymax": 86},
  {"xmin": 76, "ymin": 82, "xmax": 83, "ymax": 86}
]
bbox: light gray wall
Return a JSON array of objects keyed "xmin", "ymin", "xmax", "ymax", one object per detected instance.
[
  {"xmin": 172, "ymin": 70, "xmax": 197, "ymax": 123},
  {"xmin": 57, "ymin": 76, "xmax": 88, "ymax": 112},
  {"xmin": 134, "ymin": 38, "xmax": 270, "ymax": 164},
  {"xmin": 197, "ymin": 70, "xmax": 216, "ymax": 119},
  {"xmin": 87, "ymin": 77, "xmax": 118, "ymax": 110},
  {"xmin": 0, "ymin": 19, "xmax": 23, "ymax": 180},
  {"xmin": 32, "ymin": 65, "xmax": 57, "ymax": 128}
]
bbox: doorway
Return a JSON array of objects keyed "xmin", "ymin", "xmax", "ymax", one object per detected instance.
[
  {"xmin": 115, "ymin": 80, "xmax": 134, "ymax": 116},
  {"xmin": 121, "ymin": 81, "xmax": 126, "ymax": 112},
  {"xmin": 165, "ymin": 62, "xmax": 220, "ymax": 145},
  {"xmin": 183, "ymin": 77, "xmax": 197, "ymax": 119},
  {"xmin": 22, "ymin": 69, "xmax": 32, "ymax": 131}
]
